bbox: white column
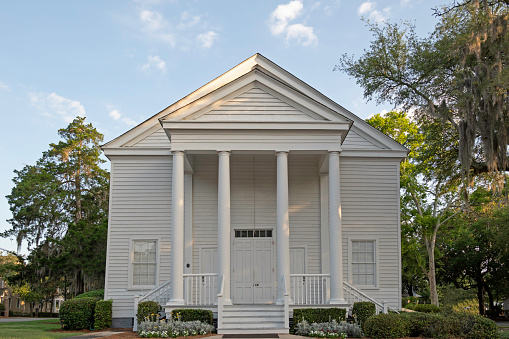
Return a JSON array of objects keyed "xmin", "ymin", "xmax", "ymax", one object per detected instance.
[
  {"xmin": 276, "ymin": 151, "xmax": 291, "ymax": 304},
  {"xmin": 328, "ymin": 151, "xmax": 344, "ymax": 303},
  {"xmin": 217, "ymin": 151, "xmax": 232, "ymax": 304},
  {"xmin": 170, "ymin": 151, "xmax": 185, "ymax": 304},
  {"xmin": 184, "ymin": 173, "xmax": 193, "ymax": 274}
]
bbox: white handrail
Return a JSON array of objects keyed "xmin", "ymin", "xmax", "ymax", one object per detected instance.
[
  {"xmin": 343, "ymin": 281, "xmax": 398, "ymax": 313},
  {"xmin": 290, "ymin": 274, "xmax": 330, "ymax": 305},
  {"xmin": 138, "ymin": 280, "xmax": 172, "ymax": 304},
  {"xmin": 183, "ymin": 273, "xmax": 218, "ymax": 305}
]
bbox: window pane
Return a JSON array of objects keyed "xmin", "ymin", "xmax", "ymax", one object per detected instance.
[
  {"xmin": 133, "ymin": 240, "xmax": 157, "ymax": 286},
  {"xmin": 352, "ymin": 241, "xmax": 376, "ymax": 286}
]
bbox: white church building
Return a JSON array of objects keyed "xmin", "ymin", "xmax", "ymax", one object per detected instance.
[{"xmin": 102, "ymin": 54, "xmax": 407, "ymax": 333}]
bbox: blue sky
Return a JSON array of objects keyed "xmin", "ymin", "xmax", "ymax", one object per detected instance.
[{"xmin": 0, "ymin": 0, "xmax": 444, "ymax": 254}]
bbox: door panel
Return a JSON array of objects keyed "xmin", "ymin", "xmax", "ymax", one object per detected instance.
[
  {"xmin": 233, "ymin": 240, "xmax": 254, "ymax": 304},
  {"xmin": 233, "ymin": 237, "xmax": 275, "ymax": 304}
]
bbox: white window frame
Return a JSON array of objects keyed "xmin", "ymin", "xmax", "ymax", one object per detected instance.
[
  {"xmin": 348, "ymin": 237, "xmax": 379, "ymax": 289},
  {"xmin": 128, "ymin": 237, "xmax": 160, "ymax": 290}
]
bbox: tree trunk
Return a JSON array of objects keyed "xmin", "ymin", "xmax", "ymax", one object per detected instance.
[
  {"xmin": 477, "ymin": 282, "xmax": 485, "ymax": 315},
  {"xmin": 425, "ymin": 236, "xmax": 440, "ymax": 306},
  {"xmin": 486, "ymin": 284, "xmax": 495, "ymax": 311}
]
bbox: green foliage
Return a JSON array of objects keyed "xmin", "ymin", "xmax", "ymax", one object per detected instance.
[
  {"xmin": 452, "ymin": 298, "xmax": 479, "ymax": 315},
  {"xmin": 466, "ymin": 315, "xmax": 500, "ymax": 339},
  {"xmin": 400, "ymin": 312, "xmax": 441, "ymax": 337},
  {"xmin": 59, "ymin": 297, "xmax": 98, "ymax": 330},
  {"xmin": 171, "ymin": 308, "xmax": 213, "ymax": 325},
  {"xmin": 412, "ymin": 304, "xmax": 441, "ymax": 313},
  {"xmin": 3, "ymin": 117, "xmax": 109, "ymax": 297},
  {"xmin": 138, "ymin": 318, "xmax": 214, "ymax": 337},
  {"xmin": 351, "ymin": 302, "xmax": 376, "ymax": 329},
  {"xmin": 75, "ymin": 289, "xmax": 104, "ymax": 299},
  {"xmin": 0, "ymin": 303, "xmax": 5, "ymax": 313},
  {"xmin": 94, "ymin": 299, "xmax": 113, "ymax": 330},
  {"xmin": 293, "ymin": 308, "xmax": 346, "ymax": 325},
  {"xmin": 137, "ymin": 301, "xmax": 161, "ymax": 324},
  {"xmin": 363, "ymin": 313, "xmax": 410, "ymax": 339}
]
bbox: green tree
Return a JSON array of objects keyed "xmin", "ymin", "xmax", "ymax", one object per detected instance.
[
  {"xmin": 3, "ymin": 117, "xmax": 109, "ymax": 297},
  {"xmin": 367, "ymin": 112, "xmax": 461, "ymax": 306},
  {"xmin": 441, "ymin": 198, "xmax": 509, "ymax": 315},
  {"xmin": 337, "ymin": 1, "xmax": 509, "ymax": 187}
]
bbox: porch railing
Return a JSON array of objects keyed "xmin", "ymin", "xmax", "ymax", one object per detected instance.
[
  {"xmin": 290, "ymin": 274, "xmax": 330, "ymax": 305},
  {"xmin": 183, "ymin": 273, "xmax": 218, "ymax": 306},
  {"xmin": 343, "ymin": 281, "xmax": 397, "ymax": 313}
]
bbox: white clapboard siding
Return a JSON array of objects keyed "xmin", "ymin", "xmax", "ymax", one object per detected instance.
[
  {"xmin": 289, "ymin": 155, "xmax": 321, "ymax": 274},
  {"xmin": 132, "ymin": 128, "xmax": 171, "ymax": 148},
  {"xmin": 342, "ymin": 130, "xmax": 383, "ymax": 150},
  {"xmin": 340, "ymin": 157, "xmax": 401, "ymax": 308},
  {"xmin": 192, "ymin": 155, "xmax": 219, "ymax": 272},
  {"xmin": 193, "ymin": 88, "xmax": 320, "ymax": 122},
  {"xmin": 106, "ymin": 155, "xmax": 172, "ymax": 318}
]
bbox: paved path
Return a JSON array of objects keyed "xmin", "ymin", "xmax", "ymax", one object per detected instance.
[{"xmin": 0, "ymin": 317, "xmax": 55, "ymax": 322}]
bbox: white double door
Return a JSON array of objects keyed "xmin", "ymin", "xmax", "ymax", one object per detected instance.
[{"xmin": 232, "ymin": 238, "xmax": 275, "ymax": 304}]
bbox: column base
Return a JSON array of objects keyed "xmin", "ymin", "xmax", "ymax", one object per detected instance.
[
  {"xmin": 167, "ymin": 299, "xmax": 186, "ymax": 306},
  {"xmin": 276, "ymin": 298, "xmax": 293, "ymax": 305},
  {"xmin": 329, "ymin": 298, "xmax": 347, "ymax": 305}
]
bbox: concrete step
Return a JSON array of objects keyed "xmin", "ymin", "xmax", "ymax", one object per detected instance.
[
  {"xmin": 222, "ymin": 310, "xmax": 283, "ymax": 317},
  {"xmin": 223, "ymin": 317, "xmax": 285, "ymax": 324}
]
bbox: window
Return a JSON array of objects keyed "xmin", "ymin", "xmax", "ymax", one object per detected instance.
[
  {"xmin": 234, "ymin": 229, "xmax": 272, "ymax": 238},
  {"xmin": 17, "ymin": 299, "xmax": 20, "ymax": 309},
  {"xmin": 132, "ymin": 240, "xmax": 157, "ymax": 286},
  {"xmin": 352, "ymin": 240, "xmax": 376, "ymax": 286}
]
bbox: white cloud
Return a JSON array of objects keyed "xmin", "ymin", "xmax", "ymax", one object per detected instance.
[
  {"xmin": 179, "ymin": 11, "xmax": 201, "ymax": 29},
  {"xmin": 107, "ymin": 106, "xmax": 138, "ymax": 126},
  {"xmin": 142, "ymin": 55, "xmax": 167, "ymax": 72},
  {"xmin": 30, "ymin": 92, "xmax": 86, "ymax": 123},
  {"xmin": 197, "ymin": 31, "xmax": 218, "ymax": 48},
  {"xmin": 0, "ymin": 80, "xmax": 10, "ymax": 91},
  {"xmin": 269, "ymin": 0, "xmax": 318, "ymax": 46},
  {"xmin": 270, "ymin": 0, "xmax": 303, "ymax": 35},
  {"xmin": 109, "ymin": 109, "xmax": 122, "ymax": 120},
  {"xmin": 286, "ymin": 24, "xmax": 318, "ymax": 46},
  {"xmin": 357, "ymin": 1, "xmax": 390, "ymax": 23},
  {"xmin": 139, "ymin": 10, "xmax": 175, "ymax": 46}
]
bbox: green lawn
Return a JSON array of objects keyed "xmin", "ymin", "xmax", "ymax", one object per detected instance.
[{"xmin": 0, "ymin": 319, "xmax": 84, "ymax": 339}]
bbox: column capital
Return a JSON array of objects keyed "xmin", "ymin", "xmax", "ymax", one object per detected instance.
[
  {"xmin": 328, "ymin": 151, "xmax": 341, "ymax": 157},
  {"xmin": 172, "ymin": 150, "xmax": 185, "ymax": 156},
  {"xmin": 275, "ymin": 151, "xmax": 289, "ymax": 157},
  {"xmin": 217, "ymin": 151, "xmax": 230, "ymax": 157}
]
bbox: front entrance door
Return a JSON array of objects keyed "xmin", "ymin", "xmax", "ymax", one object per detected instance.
[{"xmin": 232, "ymin": 230, "xmax": 275, "ymax": 304}]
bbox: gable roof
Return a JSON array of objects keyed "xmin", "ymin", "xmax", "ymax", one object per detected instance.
[{"xmin": 103, "ymin": 53, "xmax": 407, "ymax": 154}]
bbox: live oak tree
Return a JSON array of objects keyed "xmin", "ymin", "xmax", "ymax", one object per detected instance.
[{"xmin": 337, "ymin": 0, "xmax": 509, "ymax": 192}]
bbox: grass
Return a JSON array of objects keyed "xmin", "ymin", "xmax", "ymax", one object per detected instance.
[{"xmin": 0, "ymin": 319, "xmax": 84, "ymax": 339}]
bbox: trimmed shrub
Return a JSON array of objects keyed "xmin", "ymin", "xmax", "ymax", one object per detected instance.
[
  {"xmin": 137, "ymin": 301, "xmax": 161, "ymax": 324},
  {"xmin": 293, "ymin": 308, "xmax": 347, "ymax": 325},
  {"xmin": 363, "ymin": 313, "xmax": 410, "ymax": 339},
  {"xmin": 0, "ymin": 303, "xmax": 5, "ymax": 313},
  {"xmin": 400, "ymin": 312, "xmax": 442, "ymax": 337},
  {"xmin": 59, "ymin": 297, "xmax": 98, "ymax": 330},
  {"xmin": 75, "ymin": 289, "xmax": 104, "ymax": 299},
  {"xmin": 94, "ymin": 300, "xmax": 113, "ymax": 330},
  {"xmin": 452, "ymin": 298, "xmax": 479, "ymax": 315},
  {"xmin": 138, "ymin": 318, "xmax": 214, "ymax": 337},
  {"xmin": 294, "ymin": 319, "xmax": 362, "ymax": 338},
  {"xmin": 171, "ymin": 308, "xmax": 213, "ymax": 325},
  {"xmin": 412, "ymin": 303, "xmax": 441, "ymax": 313},
  {"xmin": 351, "ymin": 302, "xmax": 376, "ymax": 329},
  {"xmin": 466, "ymin": 315, "xmax": 499, "ymax": 339}
]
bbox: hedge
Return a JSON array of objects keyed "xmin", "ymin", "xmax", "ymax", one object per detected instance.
[
  {"xmin": 366, "ymin": 312, "xmax": 500, "ymax": 339},
  {"xmin": 412, "ymin": 303, "xmax": 441, "ymax": 313},
  {"xmin": 351, "ymin": 301, "xmax": 376, "ymax": 329},
  {"xmin": 0, "ymin": 303, "xmax": 5, "ymax": 313},
  {"xmin": 38, "ymin": 312, "xmax": 59, "ymax": 317},
  {"xmin": 75, "ymin": 289, "xmax": 104, "ymax": 300},
  {"xmin": 171, "ymin": 309, "xmax": 214, "ymax": 325},
  {"xmin": 364, "ymin": 313, "xmax": 410, "ymax": 339},
  {"xmin": 59, "ymin": 297, "xmax": 99, "ymax": 330},
  {"xmin": 94, "ymin": 300, "xmax": 113, "ymax": 330},
  {"xmin": 293, "ymin": 308, "xmax": 347, "ymax": 325},
  {"xmin": 137, "ymin": 301, "xmax": 161, "ymax": 324}
]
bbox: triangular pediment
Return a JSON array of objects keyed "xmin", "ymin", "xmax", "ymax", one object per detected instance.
[
  {"xmin": 103, "ymin": 53, "xmax": 407, "ymax": 157},
  {"xmin": 184, "ymin": 84, "xmax": 329, "ymax": 122}
]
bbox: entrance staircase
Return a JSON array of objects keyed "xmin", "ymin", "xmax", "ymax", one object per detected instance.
[{"xmin": 218, "ymin": 304, "xmax": 288, "ymax": 334}]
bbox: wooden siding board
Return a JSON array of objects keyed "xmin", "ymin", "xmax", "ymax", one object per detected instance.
[{"xmin": 106, "ymin": 156, "xmax": 172, "ymax": 319}]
